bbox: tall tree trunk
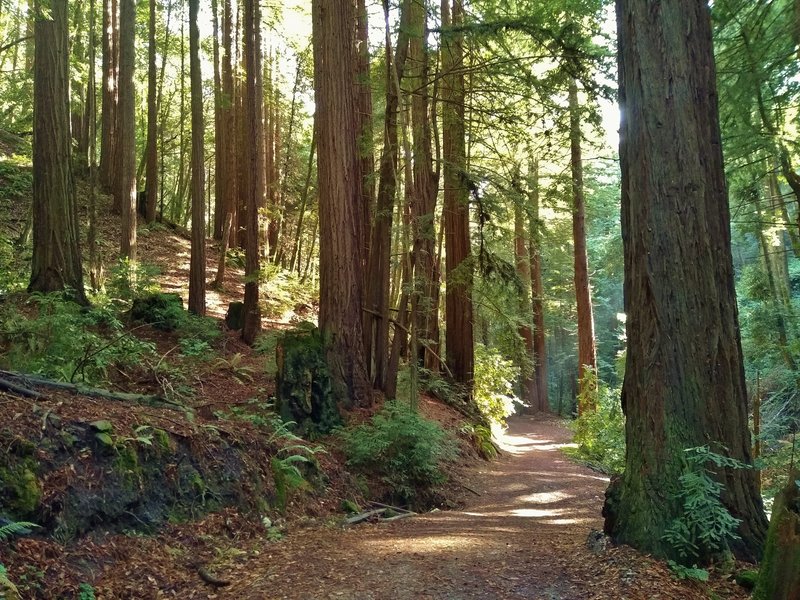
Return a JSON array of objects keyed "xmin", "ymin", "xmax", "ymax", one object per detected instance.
[
  {"xmin": 364, "ymin": 0, "xmax": 411, "ymax": 391},
  {"xmin": 211, "ymin": 0, "xmax": 224, "ymax": 239},
  {"xmin": 144, "ymin": 0, "xmax": 158, "ymax": 222},
  {"xmin": 99, "ymin": 0, "xmax": 119, "ymax": 195},
  {"xmin": 87, "ymin": 0, "xmax": 100, "ymax": 290},
  {"xmin": 569, "ymin": 80, "xmax": 597, "ymax": 413},
  {"xmin": 514, "ymin": 192, "xmax": 536, "ymax": 409},
  {"xmin": 442, "ymin": 0, "xmax": 474, "ymax": 394},
  {"xmin": 409, "ymin": 0, "xmax": 440, "ymax": 374},
  {"xmin": 605, "ymin": 0, "xmax": 768, "ymax": 563},
  {"xmin": 188, "ymin": 0, "xmax": 206, "ymax": 315},
  {"xmin": 241, "ymin": 0, "xmax": 263, "ymax": 344},
  {"xmin": 312, "ymin": 0, "xmax": 371, "ymax": 407},
  {"xmin": 215, "ymin": 0, "xmax": 237, "ymax": 280},
  {"xmin": 356, "ymin": 0, "xmax": 375, "ymax": 266},
  {"xmin": 118, "ymin": 0, "xmax": 136, "ymax": 260},
  {"xmin": 30, "ymin": 0, "xmax": 86, "ymax": 303},
  {"xmin": 528, "ymin": 157, "xmax": 548, "ymax": 411}
]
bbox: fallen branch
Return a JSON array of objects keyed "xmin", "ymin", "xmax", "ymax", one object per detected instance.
[
  {"xmin": 461, "ymin": 484, "xmax": 482, "ymax": 496},
  {"xmin": 197, "ymin": 566, "xmax": 230, "ymax": 588},
  {"xmin": 366, "ymin": 501, "xmax": 414, "ymax": 514},
  {"xmin": 0, "ymin": 370, "xmax": 188, "ymax": 412},
  {"xmin": 344, "ymin": 508, "xmax": 387, "ymax": 525},
  {"xmin": 0, "ymin": 377, "xmax": 43, "ymax": 399},
  {"xmin": 380, "ymin": 512, "xmax": 417, "ymax": 522}
]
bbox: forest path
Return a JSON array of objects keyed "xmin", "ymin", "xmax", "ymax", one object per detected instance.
[{"xmin": 230, "ymin": 416, "xmax": 617, "ymax": 599}]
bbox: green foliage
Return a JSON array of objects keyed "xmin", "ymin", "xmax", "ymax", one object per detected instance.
[
  {"xmin": 566, "ymin": 381, "xmax": 625, "ymax": 474},
  {"xmin": 106, "ymin": 259, "xmax": 162, "ymax": 305},
  {"xmin": 77, "ymin": 583, "xmax": 96, "ymax": 600},
  {"xmin": 0, "ymin": 521, "xmax": 38, "ymax": 541},
  {"xmin": 460, "ymin": 423, "xmax": 498, "ymax": 459},
  {"xmin": 0, "ymin": 293, "xmax": 155, "ymax": 383},
  {"xmin": 130, "ymin": 293, "xmax": 185, "ymax": 332},
  {"xmin": 0, "ymin": 233, "xmax": 26, "ymax": 294},
  {"xmin": 213, "ymin": 353, "xmax": 256, "ymax": 384},
  {"xmin": 338, "ymin": 401, "xmax": 458, "ymax": 505},
  {"xmin": 662, "ymin": 446, "xmax": 746, "ymax": 563},
  {"xmin": 667, "ymin": 560, "xmax": 709, "ymax": 582},
  {"xmin": 259, "ymin": 264, "xmax": 314, "ymax": 318},
  {"xmin": 474, "ymin": 343, "xmax": 521, "ymax": 424}
]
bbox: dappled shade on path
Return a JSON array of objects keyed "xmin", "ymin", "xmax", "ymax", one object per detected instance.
[{"xmin": 229, "ymin": 417, "xmax": 740, "ymax": 600}]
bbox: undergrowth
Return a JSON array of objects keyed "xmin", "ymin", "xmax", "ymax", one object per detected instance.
[{"xmin": 338, "ymin": 401, "xmax": 458, "ymax": 506}]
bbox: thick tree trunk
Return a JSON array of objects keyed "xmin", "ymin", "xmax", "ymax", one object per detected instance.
[
  {"xmin": 442, "ymin": 0, "xmax": 474, "ymax": 394},
  {"xmin": 569, "ymin": 80, "xmax": 597, "ymax": 413},
  {"xmin": 188, "ymin": 0, "xmax": 206, "ymax": 316},
  {"xmin": 356, "ymin": 0, "xmax": 375, "ymax": 267},
  {"xmin": 605, "ymin": 0, "xmax": 768, "ymax": 562},
  {"xmin": 30, "ymin": 0, "xmax": 86, "ymax": 302},
  {"xmin": 528, "ymin": 158, "xmax": 548, "ymax": 412},
  {"xmin": 144, "ymin": 0, "xmax": 158, "ymax": 222},
  {"xmin": 118, "ymin": 0, "xmax": 136, "ymax": 260},
  {"xmin": 241, "ymin": 0, "xmax": 263, "ymax": 344},
  {"xmin": 211, "ymin": 0, "xmax": 223, "ymax": 240},
  {"xmin": 312, "ymin": 0, "xmax": 372, "ymax": 408}
]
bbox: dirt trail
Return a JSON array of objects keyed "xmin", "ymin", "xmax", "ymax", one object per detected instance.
[{"xmin": 228, "ymin": 417, "xmax": 614, "ymax": 599}]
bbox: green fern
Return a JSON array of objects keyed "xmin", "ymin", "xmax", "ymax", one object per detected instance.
[{"xmin": 0, "ymin": 521, "xmax": 39, "ymax": 541}]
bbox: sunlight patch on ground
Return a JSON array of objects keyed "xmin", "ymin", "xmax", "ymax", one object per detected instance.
[
  {"xmin": 507, "ymin": 507, "xmax": 568, "ymax": 519},
  {"xmin": 361, "ymin": 535, "xmax": 480, "ymax": 554},
  {"xmin": 519, "ymin": 490, "xmax": 573, "ymax": 504},
  {"xmin": 497, "ymin": 432, "xmax": 576, "ymax": 454}
]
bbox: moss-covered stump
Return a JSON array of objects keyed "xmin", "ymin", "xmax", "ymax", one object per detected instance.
[
  {"xmin": 225, "ymin": 301, "xmax": 245, "ymax": 330},
  {"xmin": 753, "ymin": 470, "xmax": 800, "ymax": 600},
  {"xmin": 130, "ymin": 293, "xmax": 184, "ymax": 331},
  {"xmin": 276, "ymin": 325, "xmax": 340, "ymax": 437},
  {"xmin": 0, "ymin": 437, "xmax": 42, "ymax": 520}
]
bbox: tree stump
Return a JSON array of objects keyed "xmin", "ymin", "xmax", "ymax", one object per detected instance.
[
  {"xmin": 224, "ymin": 301, "xmax": 244, "ymax": 330},
  {"xmin": 753, "ymin": 469, "xmax": 800, "ymax": 600}
]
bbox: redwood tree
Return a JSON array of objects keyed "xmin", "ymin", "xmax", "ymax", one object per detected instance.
[
  {"xmin": 30, "ymin": 0, "xmax": 85, "ymax": 302},
  {"xmin": 117, "ymin": 0, "xmax": 136, "ymax": 260},
  {"xmin": 144, "ymin": 0, "xmax": 158, "ymax": 222},
  {"xmin": 604, "ymin": 0, "xmax": 768, "ymax": 562},
  {"xmin": 442, "ymin": 0, "xmax": 474, "ymax": 394},
  {"xmin": 241, "ymin": 0, "xmax": 263, "ymax": 344},
  {"xmin": 569, "ymin": 79, "xmax": 597, "ymax": 412},
  {"xmin": 312, "ymin": 0, "xmax": 372, "ymax": 407},
  {"xmin": 188, "ymin": 0, "xmax": 205, "ymax": 315}
]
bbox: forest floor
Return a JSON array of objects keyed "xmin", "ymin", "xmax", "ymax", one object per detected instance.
[{"xmin": 221, "ymin": 416, "xmax": 748, "ymax": 600}]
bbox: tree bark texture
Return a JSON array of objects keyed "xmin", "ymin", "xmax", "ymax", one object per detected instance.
[
  {"xmin": 312, "ymin": 0, "xmax": 372, "ymax": 408},
  {"xmin": 356, "ymin": 0, "xmax": 375, "ymax": 264},
  {"xmin": 99, "ymin": 0, "xmax": 118, "ymax": 195},
  {"xmin": 605, "ymin": 0, "xmax": 768, "ymax": 562},
  {"xmin": 364, "ymin": 0, "xmax": 411, "ymax": 391},
  {"xmin": 241, "ymin": 0, "xmax": 263, "ymax": 344},
  {"xmin": 144, "ymin": 0, "xmax": 158, "ymax": 222},
  {"xmin": 569, "ymin": 80, "xmax": 597, "ymax": 413},
  {"xmin": 442, "ymin": 0, "xmax": 474, "ymax": 393},
  {"xmin": 188, "ymin": 0, "xmax": 206, "ymax": 316},
  {"xmin": 409, "ymin": 0, "xmax": 441, "ymax": 374},
  {"xmin": 117, "ymin": 0, "xmax": 136, "ymax": 260},
  {"xmin": 514, "ymin": 196, "xmax": 536, "ymax": 409},
  {"xmin": 30, "ymin": 0, "xmax": 86, "ymax": 301},
  {"xmin": 528, "ymin": 158, "xmax": 548, "ymax": 411}
]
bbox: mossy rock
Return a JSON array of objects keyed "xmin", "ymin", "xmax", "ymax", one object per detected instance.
[
  {"xmin": 130, "ymin": 293, "xmax": 185, "ymax": 331},
  {"xmin": 734, "ymin": 570, "xmax": 759, "ymax": 590},
  {"xmin": 0, "ymin": 462, "xmax": 42, "ymax": 519}
]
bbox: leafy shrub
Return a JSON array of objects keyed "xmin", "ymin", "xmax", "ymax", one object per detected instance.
[
  {"xmin": 474, "ymin": 343, "xmax": 521, "ymax": 424},
  {"xmin": 0, "ymin": 293, "xmax": 155, "ymax": 383},
  {"xmin": 106, "ymin": 259, "xmax": 161, "ymax": 304},
  {"xmin": 0, "ymin": 234, "xmax": 27, "ymax": 295},
  {"xmin": 338, "ymin": 401, "xmax": 458, "ymax": 505},
  {"xmin": 662, "ymin": 446, "xmax": 747, "ymax": 563},
  {"xmin": 566, "ymin": 380, "xmax": 625, "ymax": 474}
]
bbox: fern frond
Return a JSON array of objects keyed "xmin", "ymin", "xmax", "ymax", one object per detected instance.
[{"xmin": 0, "ymin": 521, "xmax": 39, "ymax": 541}]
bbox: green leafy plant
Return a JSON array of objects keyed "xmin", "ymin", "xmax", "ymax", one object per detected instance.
[
  {"xmin": 213, "ymin": 353, "xmax": 256, "ymax": 384},
  {"xmin": 460, "ymin": 423, "xmax": 498, "ymax": 459},
  {"xmin": 338, "ymin": 401, "xmax": 458, "ymax": 505},
  {"xmin": 667, "ymin": 560, "xmax": 709, "ymax": 582},
  {"xmin": 106, "ymin": 259, "xmax": 161, "ymax": 304},
  {"xmin": 78, "ymin": 582, "xmax": 96, "ymax": 600},
  {"xmin": 0, "ymin": 520, "xmax": 39, "ymax": 541},
  {"xmin": 662, "ymin": 446, "xmax": 747, "ymax": 562},
  {"xmin": 474, "ymin": 343, "xmax": 521, "ymax": 424},
  {"xmin": 566, "ymin": 379, "xmax": 625, "ymax": 474},
  {"xmin": 0, "ymin": 293, "xmax": 155, "ymax": 383}
]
